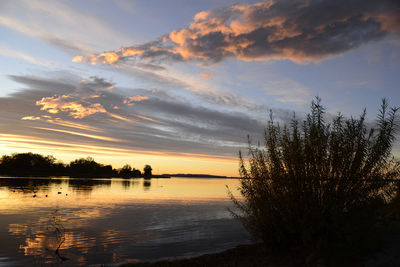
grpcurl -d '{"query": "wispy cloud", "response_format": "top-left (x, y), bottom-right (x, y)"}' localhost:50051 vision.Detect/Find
top-left (0, 0), bottom-right (133, 55)
top-left (1, 73), bottom-right (275, 158)
top-left (123, 95), bottom-right (149, 106)
top-left (74, 0), bottom-right (400, 65)
top-left (5, 72), bottom-right (395, 167)
top-left (0, 133), bottom-right (237, 163)
top-left (44, 118), bottom-right (102, 132)
top-left (0, 43), bottom-right (56, 67)
top-left (32, 127), bottom-right (121, 142)
top-left (21, 116), bottom-right (41, 121)
top-left (263, 79), bottom-right (310, 107)
top-left (200, 72), bottom-right (214, 79)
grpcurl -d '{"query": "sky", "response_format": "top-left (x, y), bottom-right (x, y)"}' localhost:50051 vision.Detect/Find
top-left (0, 0), bottom-right (399, 176)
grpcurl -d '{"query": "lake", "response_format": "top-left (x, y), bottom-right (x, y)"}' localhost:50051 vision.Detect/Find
top-left (0, 177), bottom-right (250, 266)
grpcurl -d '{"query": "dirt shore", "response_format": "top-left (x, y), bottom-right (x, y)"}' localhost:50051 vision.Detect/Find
top-left (119, 244), bottom-right (292, 267)
top-left (120, 221), bottom-right (400, 267)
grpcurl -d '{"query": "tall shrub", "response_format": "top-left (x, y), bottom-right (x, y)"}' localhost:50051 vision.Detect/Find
top-left (231, 98), bottom-right (399, 261)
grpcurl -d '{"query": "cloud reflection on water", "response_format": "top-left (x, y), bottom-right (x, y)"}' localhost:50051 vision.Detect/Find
top-left (0, 177), bottom-right (247, 266)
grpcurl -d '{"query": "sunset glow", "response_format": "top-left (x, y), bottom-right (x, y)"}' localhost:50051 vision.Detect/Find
top-left (1, 2), bottom-right (400, 266)
top-left (0, 0), bottom-right (399, 176)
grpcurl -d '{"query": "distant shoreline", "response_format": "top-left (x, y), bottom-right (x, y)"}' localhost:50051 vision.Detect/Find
top-left (0, 175), bottom-right (240, 179)
top-left (0, 152), bottom-right (239, 179)
top-left (164, 174), bottom-right (240, 179)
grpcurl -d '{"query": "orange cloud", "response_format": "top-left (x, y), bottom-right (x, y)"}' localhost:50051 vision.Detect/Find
top-left (0, 133), bottom-right (237, 163)
top-left (169, 29), bottom-right (196, 46)
top-left (21, 115), bottom-right (102, 132)
top-left (199, 72), bottom-right (214, 79)
top-left (0, 134), bottom-right (129, 156)
top-left (21, 116), bottom-right (41, 121)
top-left (194, 11), bottom-right (210, 21)
top-left (134, 114), bottom-right (164, 124)
top-left (107, 113), bottom-right (134, 122)
top-left (36, 95), bottom-right (107, 119)
top-left (72, 55), bottom-right (84, 62)
top-left (123, 95), bottom-right (149, 106)
top-left (46, 118), bottom-right (102, 132)
top-left (72, 0), bottom-right (400, 65)
top-left (73, 52), bottom-right (120, 65)
top-left (32, 127), bottom-right (121, 142)
top-left (72, 48), bottom-right (144, 65)
top-left (120, 47), bottom-right (145, 56)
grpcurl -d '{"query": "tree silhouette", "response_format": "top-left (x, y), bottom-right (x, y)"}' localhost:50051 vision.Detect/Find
top-left (0, 152), bottom-right (60, 177)
top-left (143, 164), bottom-right (152, 179)
top-left (119, 164), bottom-right (133, 178)
top-left (68, 157), bottom-right (114, 178)
top-left (132, 168), bottom-right (141, 178)
top-left (0, 153), bottom-right (151, 179)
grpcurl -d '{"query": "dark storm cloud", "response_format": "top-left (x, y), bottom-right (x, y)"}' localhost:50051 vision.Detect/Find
top-left (75, 0), bottom-right (400, 65)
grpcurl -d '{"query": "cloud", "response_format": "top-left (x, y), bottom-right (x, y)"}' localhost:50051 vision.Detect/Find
top-left (0, 0), bottom-right (133, 55)
top-left (36, 94), bottom-right (107, 119)
top-left (123, 95), bottom-right (149, 106)
top-left (0, 43), bottom-right (56, 67)
top-left (263, 79), bottom-right (310, 107)
top-left (32, 127), bottom-right (121, 142)
top-left (0, 73), bottom-right (277, 158)
top-left (105, 59), bottom-right (267, 113)
top-left (200, 72), bottom-right (215, 79)
top-left (74, 0), bottom-right (400, 66)
top-left (31, 76), bottom-right (121, 119)
top-left (21, 116), bottom-right (41, 121)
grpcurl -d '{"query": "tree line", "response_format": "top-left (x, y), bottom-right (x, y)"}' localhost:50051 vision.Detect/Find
top-left (0, 152), bottom-right (152, 179)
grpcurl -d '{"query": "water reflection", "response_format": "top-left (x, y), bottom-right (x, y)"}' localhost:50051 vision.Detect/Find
top-left (143, 180), bottom-right (151, 190)
top-left (0, 177), bottom-right (248, 266)
top-left (121, 179), bottom-right (131, 189)
top-left (0, 178), bottom-right (62, 195)
top-left (15, 210), bottom-right (70, 265)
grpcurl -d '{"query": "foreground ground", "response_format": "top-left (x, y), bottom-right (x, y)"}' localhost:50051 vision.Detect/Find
top-left (120, 221), bottom-right (400, 267)
top-left (119, 244), bottom-right (283, 267)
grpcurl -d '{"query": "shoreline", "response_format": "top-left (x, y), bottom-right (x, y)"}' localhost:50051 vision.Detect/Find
top-left (118, 244), bottom-right (281, 267)
top-left (119, 221), bottom-right (400, 267)
top-left (0, 175), bottom-right (240, 179)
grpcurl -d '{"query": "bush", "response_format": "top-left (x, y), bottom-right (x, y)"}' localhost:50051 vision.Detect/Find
top-left (231, 98), bottom-right (399, 263)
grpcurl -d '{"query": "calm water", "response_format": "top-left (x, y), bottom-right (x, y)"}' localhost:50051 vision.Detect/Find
top-left (0, 177), bottom-right (250, 266)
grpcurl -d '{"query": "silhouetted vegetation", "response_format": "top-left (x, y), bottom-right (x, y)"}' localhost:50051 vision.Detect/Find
top-left (0, 153), bottom-right (63, 177)
top-left (0, 153), bottom-right (149, 179)
top-left (231, 98), bottom-right (400, 264)
top-left (68, 157), bottom-right (114, 178)
top-left (166, 174), bottom-right (228, 178)
top-left (117, 164), bottom-right (142, 178)
top-left (143, 164), bottom-right (152, 179)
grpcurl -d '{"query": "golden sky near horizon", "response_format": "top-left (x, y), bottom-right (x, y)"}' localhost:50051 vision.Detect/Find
top-left (1, 0), bottom-right (399, 176)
